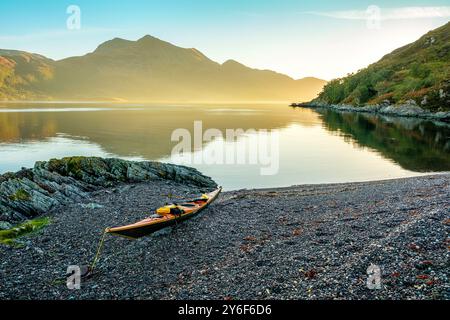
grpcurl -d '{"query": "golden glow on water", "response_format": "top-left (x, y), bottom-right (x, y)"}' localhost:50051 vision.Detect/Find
top-left (0, 103), bottom-right (448, 190)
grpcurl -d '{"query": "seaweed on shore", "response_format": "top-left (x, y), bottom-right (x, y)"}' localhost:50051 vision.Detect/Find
top-left (0, 217), bottom-right (50, 247)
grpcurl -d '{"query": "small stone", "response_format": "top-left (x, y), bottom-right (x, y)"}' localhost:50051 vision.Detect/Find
top-left (80, 203), bottom-right (104, 209)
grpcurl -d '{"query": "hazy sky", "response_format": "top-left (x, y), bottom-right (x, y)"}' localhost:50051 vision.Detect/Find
top-left (0, 0), bottom-right (449, 80)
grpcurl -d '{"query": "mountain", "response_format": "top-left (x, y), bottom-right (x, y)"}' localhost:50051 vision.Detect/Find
top-left (314, 22), bottom-right (450, 112)
top-left (0, 35), bottom-right (325, 102)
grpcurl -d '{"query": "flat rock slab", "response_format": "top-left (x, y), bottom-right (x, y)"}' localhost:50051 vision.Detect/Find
top-left (0, 157), bottom-right (216, 224)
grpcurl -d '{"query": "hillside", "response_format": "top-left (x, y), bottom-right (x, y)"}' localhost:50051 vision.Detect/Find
top-left (314, 22), bottom-right (450, 112)
top-left (0, 50), bottom-right (54, 100)
top-left (0, 36), bottom-right (325, 102)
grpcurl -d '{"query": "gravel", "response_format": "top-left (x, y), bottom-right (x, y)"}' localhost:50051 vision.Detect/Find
top-left (0, 174), bottom-right (449, 300)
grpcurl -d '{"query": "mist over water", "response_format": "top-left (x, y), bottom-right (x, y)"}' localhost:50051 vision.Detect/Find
top-left (0, 103), bottom-right (448, 190)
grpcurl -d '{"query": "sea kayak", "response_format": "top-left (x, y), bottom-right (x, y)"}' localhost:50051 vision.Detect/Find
top-left (106, 187), bottom-right (222, 239)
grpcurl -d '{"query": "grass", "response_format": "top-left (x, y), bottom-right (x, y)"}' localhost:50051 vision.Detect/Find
top-left (48, 156), bottom-right (88, 179)
top-left (0, 217), bottom-right (50, 247)
top-left (8, 188), bottom-right (31, 201)
top-left (65, 156), bottom-right (85, 178)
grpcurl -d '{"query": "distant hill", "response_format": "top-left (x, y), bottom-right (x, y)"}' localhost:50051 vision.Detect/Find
top-left (314, 22), bottom-right (450, 111)
top-left (0, 35), bottom-right (325, 102)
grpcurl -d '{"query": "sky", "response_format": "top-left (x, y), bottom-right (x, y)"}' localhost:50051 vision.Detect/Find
top-left (0, 0), bottom-right (449, 80)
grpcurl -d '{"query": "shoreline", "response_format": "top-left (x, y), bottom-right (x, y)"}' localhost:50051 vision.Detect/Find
top-left (294, 101), bottom-right (450, 123)
top-left (0, 100), bottom-right (293, 106)
top-left (0, 165), bottom-right (448, 299)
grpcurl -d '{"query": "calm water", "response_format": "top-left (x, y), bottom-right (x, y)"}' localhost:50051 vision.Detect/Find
top-left (0, 103), bottom-right (449, 190)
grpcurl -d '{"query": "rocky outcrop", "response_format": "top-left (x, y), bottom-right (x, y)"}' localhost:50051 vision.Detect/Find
top-left (0, 157), bottom-right (217, 224)
top-left (303, 100), bottom-right (450, 122)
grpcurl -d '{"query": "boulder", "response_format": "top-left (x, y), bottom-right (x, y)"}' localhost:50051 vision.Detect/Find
top-left (379, 104), bottom-right (427, 117)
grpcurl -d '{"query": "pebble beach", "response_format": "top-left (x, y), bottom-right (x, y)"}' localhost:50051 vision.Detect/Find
top-left (1, 172), bottom-right (448, 300)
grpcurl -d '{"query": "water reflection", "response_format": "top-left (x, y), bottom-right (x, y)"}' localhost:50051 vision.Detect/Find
top-left (315, 109), bottom-right (450, 171)
top-left (0, 104), bottom-right (318, 159)
top-left (0, 103), bottom-right (448, 189)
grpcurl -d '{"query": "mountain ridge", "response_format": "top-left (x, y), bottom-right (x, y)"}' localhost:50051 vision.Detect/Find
top-left (0, 35), bottom-right (326, 102)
